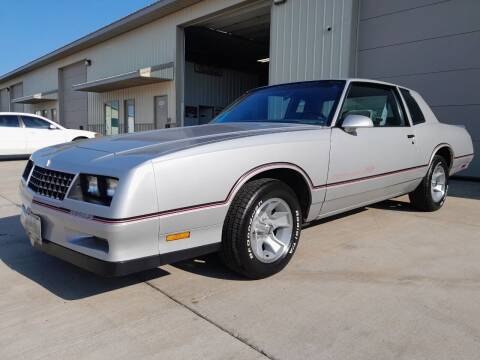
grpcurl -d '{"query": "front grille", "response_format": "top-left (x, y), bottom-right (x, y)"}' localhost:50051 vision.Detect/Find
top-left (22, 160), bottom-right (34, 181)
top-left (28, 166), bottom-right (75, 200)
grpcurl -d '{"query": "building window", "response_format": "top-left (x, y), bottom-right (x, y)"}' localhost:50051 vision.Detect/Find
top-left (105, 100), bottom-right (119, 135)
top-left (124, 99), bottom-right (135, 133)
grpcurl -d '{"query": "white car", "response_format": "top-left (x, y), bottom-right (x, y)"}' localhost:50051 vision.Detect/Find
top-left (0, 112), bottom-right (98, 157)
top-left (19, 79), bottom-right (474, 279)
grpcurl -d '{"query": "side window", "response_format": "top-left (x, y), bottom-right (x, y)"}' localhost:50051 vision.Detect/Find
top-left (22, 116), bottom-right (51, 129)
top-left (340, 84), bottom-right (406, 127)
top-left (400, 89), bottom-right (426, 125)
top-left (268, 96), bottom-right (291, 120)
top-left (0, 115), bottom-right (20, 128)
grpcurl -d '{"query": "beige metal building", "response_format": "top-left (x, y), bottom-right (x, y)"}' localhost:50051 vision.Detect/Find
top-left (0, 0), bottom-right (478, 177)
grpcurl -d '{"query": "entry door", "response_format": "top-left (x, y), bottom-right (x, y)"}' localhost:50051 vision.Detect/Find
top-left (0, 115), bottom-right (26, 155)
top-left (59, 62), bottom-right (87, 129)
top-left (321, 83), bottom-right (421, 216)
top-left (154, 95), bottom-right (168, 129)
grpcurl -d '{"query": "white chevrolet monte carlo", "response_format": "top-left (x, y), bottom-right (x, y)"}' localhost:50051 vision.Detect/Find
top-left (19, 79), bottom-right (474, 278)
top-left (0, 112), bottom-right (97, 157)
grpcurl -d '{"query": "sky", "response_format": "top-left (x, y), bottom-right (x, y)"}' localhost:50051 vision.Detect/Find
top-left (0, 0), bottom-right (158, 75)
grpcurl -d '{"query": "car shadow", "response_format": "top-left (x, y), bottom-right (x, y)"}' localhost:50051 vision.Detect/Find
top-left (448, 179), bottom-right (480, 200)
top-left (0, 156), bottom-right (30, 161)
top-left (368, 198), bottom-right (417, 212)
top-left (172, 208), bottom-right (369, 280)
top-left (171, 254), bottom-right (249, 281)
top-left (303, 208), bottom-right (367, 229)
top-left (0, 214), bottom-right (169, 300)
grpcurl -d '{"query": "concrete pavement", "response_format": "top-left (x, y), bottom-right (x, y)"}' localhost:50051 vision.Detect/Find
top-left (1, 160), bottom-right (479, 359)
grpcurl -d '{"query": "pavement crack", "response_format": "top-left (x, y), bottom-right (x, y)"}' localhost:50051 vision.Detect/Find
top-left (142, 280), bottom-right (276, 360)
top-left (0, 194), bottom-right (21, 208)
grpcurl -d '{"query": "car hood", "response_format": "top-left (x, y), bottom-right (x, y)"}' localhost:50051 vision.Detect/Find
top-left (74, 122), bottom-right (319, 157)
top-left (31, 122), bottom-right (323, 173)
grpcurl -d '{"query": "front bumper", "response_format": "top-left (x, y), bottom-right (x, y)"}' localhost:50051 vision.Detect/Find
top-left (31, 238), bottom-right (219, 277)
top-left (19, 178), bottom-right (160, 267)
top-left (32, 239), bottom-right (162, 276)
top-left (19, 180), bottom-right (220, 276)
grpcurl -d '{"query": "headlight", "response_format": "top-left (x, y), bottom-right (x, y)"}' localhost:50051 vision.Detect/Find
top-left (86, 175), bottom-right (100, 197)
top-left (68, 174), bottom-right (118, 206)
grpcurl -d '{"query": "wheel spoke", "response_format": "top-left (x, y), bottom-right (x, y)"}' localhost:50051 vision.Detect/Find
top-left (254, 235), bottom-right (267, 258)
top-left (262, 235), bottom-right (284, 254)
top-left (264, 200), bottom-right (279, 216)
top-left (267, 211), bottom-right (291, 229)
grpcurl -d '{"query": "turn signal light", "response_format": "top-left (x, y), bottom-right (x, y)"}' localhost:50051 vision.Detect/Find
top-left (166, 231), bottom-right (190, 241)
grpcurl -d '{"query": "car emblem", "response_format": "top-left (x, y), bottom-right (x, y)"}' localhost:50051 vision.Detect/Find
top-left (46, 160), bottom-right (51, 167)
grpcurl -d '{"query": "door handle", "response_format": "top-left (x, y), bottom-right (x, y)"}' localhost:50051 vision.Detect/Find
top-left (407, 134), bottom-right (415, 139)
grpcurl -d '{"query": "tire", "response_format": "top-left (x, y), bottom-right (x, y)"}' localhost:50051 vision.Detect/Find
top-left (220, 178), bottom-right (302, 279)
top-left (72, 137), bottom-right (87, 141)
top-left (409, 155), bottom-right (449, 211)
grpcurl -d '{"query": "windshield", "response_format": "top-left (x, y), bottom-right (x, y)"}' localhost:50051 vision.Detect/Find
top-left (213, 80), bottom-right (345, 126)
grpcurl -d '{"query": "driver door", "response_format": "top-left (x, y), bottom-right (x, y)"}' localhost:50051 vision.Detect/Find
top-left (321, 82), bottom-right (423, 216)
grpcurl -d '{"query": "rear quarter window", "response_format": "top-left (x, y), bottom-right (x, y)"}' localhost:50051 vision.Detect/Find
top-left (400, 89), bottom-right (426, 125)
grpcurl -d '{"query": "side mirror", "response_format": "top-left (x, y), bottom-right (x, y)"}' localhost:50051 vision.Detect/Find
top-left (341, 114), bottom-right (373, 134)
top-left (49, 124), bottom-right (57, 130)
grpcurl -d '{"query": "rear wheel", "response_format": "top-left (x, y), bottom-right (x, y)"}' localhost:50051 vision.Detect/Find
top-left (409, 155), bottom-right (449, 211)
top-left (220, 178), bottom-right (302, 279)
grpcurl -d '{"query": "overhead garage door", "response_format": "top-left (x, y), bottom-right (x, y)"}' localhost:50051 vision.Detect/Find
top-left (357, 0), bottom-right (480, 178)
top-left (0, 88), bottom-right (9, 111)
top-left (59, 62), bottom-right (87, 129)
top-left (10, 83), bottom-right (24, 113)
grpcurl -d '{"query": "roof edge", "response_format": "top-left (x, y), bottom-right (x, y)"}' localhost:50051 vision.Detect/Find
top-left (0, 0), bottom-right (201, 84)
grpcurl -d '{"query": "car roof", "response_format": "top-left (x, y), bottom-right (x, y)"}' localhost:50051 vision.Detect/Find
top-left (0, 112), bottom-right (65, 127)
top-left (0, 111), bottom-right (47, 117)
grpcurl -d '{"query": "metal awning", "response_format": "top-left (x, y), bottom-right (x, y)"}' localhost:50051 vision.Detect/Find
top-left (73, 62), bottom-right (174, 92)
top-left (12, 90), bottom-right (58, 104)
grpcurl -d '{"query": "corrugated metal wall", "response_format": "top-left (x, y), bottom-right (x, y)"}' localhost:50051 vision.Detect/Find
top-left (87, 81), bottom-right (173, 132)
top-left (31, 101), bottom-right (57, 115)
top-left (184, 61), bottom-right (261, 121)
top-left (10, 83), bottom-right (24, 112)
top-left (357, 0), bottom-right (480, 177)
top-left (269, 0), bottom-right (357, 84)
top-left (0, 88), bottom-right (9, 111)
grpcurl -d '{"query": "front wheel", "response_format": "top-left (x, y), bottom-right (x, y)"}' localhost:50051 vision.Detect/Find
top-left (409, 155), bottom-right (449, 211)
top-left (220, 178), bottom-right (302, 279)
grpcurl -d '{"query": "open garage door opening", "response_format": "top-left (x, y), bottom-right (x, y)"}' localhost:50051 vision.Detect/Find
top-left (183, 1), bottom-right (271, 126)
